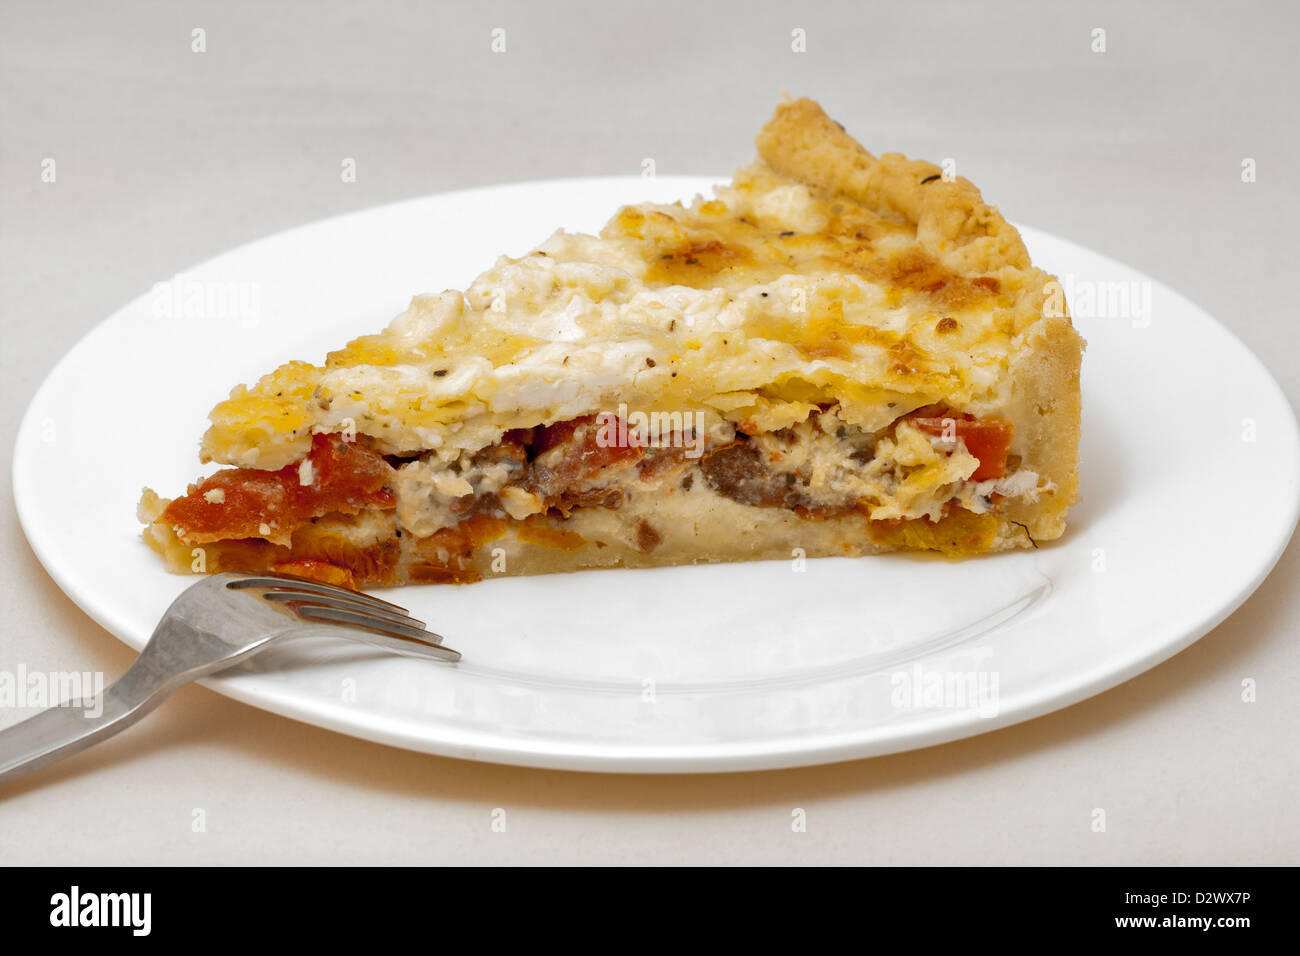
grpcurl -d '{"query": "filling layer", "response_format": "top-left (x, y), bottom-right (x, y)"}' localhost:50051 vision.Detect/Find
top-left (159, 403), bottom-right (1049, 578)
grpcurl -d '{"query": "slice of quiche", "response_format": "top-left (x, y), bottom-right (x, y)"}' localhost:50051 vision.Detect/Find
top-left (140, 96), bottom-right (1084, 589)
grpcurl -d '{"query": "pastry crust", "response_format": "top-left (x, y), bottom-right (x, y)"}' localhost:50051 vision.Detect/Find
top-left (756, 97), bottom-right (1032, 273)
top-left (142, 96), bottom-right (1084, 588)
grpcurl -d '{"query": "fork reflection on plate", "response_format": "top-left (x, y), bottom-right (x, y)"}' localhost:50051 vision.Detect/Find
top-left (0, 572), bottom-right (458, 786)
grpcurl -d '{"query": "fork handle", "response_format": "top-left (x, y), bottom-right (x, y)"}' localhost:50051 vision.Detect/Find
top-left (0, 653), bottom-right (182, 786)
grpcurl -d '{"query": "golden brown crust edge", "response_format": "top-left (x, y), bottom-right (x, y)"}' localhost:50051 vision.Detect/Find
top-left (755, 96), bottom-right (1032, 274)
top-left (1002, 315), bottom-right (1084, 541)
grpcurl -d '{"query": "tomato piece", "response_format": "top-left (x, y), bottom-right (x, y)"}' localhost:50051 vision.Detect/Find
top-left (527, 415), bottom-right (644, 506)
top-left (165, 469), bottom-right (294, 542)
top-left (565, 425), bottom-right (642, 477)
top-left (301, 431), bottom-right (395, 508)
top-left (911, 414), bottom-right (1014, 481)
top-left (164, 433), bottom-right (395, 542)
top-left (272, 559), bottom-right (357, 591)
top-left (535, 414), bottom-right (640, 454)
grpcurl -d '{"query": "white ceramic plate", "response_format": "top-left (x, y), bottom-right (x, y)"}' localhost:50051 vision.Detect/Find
top-left (13, 177), bottom-right (1300, 772)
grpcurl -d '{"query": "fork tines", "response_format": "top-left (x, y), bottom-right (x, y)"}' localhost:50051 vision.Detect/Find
top-left (227, 573), bottom-right (460, 663)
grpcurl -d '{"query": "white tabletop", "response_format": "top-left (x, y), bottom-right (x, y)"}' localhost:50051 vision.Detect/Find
top-left (2, 1), bottom-right (1296, 865)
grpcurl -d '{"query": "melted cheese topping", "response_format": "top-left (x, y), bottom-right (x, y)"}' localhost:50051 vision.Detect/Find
top-left (202, 161), bottom-right (1057, 471)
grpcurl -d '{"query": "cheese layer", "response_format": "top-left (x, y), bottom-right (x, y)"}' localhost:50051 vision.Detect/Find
top-left (201, 161), bottom-right (1060, 472)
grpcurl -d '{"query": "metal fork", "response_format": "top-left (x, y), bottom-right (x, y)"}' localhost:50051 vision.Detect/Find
top-left (0, 572), bottom-right (458, 786)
